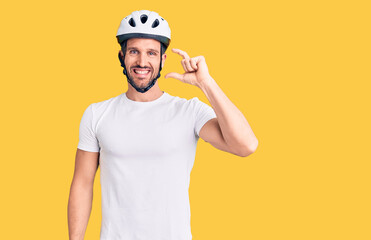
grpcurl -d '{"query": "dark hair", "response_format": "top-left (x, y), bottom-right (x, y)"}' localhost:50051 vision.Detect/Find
top-left (120, 40), bottom-right (167, 57)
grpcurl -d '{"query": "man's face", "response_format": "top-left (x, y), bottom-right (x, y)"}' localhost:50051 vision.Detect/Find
top-left (122, 38), bottom-right (166, 90)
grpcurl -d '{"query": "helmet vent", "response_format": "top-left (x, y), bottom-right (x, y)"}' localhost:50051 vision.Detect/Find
top-left (140, 15), bottom-right (148, 24)
top-left (128, 18), bottom-right (136, 27)
top-left (151, 19), bottom-right (160, 28)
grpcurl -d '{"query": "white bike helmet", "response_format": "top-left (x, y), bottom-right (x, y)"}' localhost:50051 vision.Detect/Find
top-left (116, 10), bottom-right (171, 49)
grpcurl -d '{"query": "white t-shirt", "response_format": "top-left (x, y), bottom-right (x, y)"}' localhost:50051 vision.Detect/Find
top-left (77, 91), bottom-right (216, 240)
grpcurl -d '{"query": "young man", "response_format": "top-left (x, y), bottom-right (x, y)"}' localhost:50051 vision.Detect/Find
top-left (68, 10), bottom-right (258, 240)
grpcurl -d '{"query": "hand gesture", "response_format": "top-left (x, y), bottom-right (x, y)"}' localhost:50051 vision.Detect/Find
top-left (165, 48), bottom-right (211, 88)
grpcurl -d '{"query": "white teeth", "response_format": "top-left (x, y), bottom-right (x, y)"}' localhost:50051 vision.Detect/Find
top-left (134, 70), bottom-right (150, 74)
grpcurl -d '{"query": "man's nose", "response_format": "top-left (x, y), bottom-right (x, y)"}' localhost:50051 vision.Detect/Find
top-left (137, 53), bottom-right (148, 67)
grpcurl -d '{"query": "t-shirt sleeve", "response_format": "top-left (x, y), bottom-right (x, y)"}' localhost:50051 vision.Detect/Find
top-left (77, 103), bottom-right (100, 152)
top-left (192, 97), bottom-right (217, 138)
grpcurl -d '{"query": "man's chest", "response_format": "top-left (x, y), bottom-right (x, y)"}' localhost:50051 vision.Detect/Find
top-left (96, 110), bottom-right (195, 159)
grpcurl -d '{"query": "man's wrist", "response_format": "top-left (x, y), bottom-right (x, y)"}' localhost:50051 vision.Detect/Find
top-left (198, 76), bottom-right (216, 91)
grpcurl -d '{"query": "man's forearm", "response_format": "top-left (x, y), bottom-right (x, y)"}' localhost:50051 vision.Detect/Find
top-left (198, 77), bottom-right (258, 153)
top-left (68, 181), bottom-right (94, 240)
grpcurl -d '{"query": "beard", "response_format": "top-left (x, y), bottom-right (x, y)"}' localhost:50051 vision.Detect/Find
top-left (125, 65), bottom-right (160, 93)
top-left (118, 51), bottom-right (163, 93)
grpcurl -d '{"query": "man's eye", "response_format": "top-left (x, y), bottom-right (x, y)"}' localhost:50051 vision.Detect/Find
top-left (149, 52), bottom-right (156, 56)
top-left (129, 50), bottom-right (138, 54)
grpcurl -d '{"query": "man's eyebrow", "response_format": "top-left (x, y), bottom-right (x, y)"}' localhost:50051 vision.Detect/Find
top-left (127, 47), bottom-right (159, 53)
top-left (148, 48), bottom-right (160, 53)
top-left (127, 47), bottom-right (138, 51)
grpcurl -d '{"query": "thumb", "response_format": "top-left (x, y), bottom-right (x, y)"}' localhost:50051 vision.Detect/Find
top-left (165, 72), bottom-right (184, 81)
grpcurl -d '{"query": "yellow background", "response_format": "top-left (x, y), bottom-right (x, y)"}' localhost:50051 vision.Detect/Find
top-left (1, 0), bottom-right (370, 239)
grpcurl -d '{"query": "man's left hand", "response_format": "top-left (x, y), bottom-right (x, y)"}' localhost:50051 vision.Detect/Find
top-left (165, 48), bottom-right (211, 88)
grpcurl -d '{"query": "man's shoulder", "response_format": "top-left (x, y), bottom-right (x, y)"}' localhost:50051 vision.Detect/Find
top-left (166, 93), bottom-right (203, 113)
top-left (167, 93), bottom-right (198, 105)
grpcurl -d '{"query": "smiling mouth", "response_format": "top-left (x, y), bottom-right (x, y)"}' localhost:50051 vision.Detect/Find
top-left (132, 69), bottom-right (151, 78)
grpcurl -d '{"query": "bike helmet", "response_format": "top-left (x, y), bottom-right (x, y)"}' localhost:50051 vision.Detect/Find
top-left (116, 10), bottom-right (171, 50)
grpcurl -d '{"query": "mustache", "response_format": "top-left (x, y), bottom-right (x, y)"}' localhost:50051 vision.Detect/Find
top-left (131, 65), bottom-right (151, 70)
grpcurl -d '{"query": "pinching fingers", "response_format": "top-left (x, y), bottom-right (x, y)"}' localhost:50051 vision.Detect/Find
top-left (190, 58), bottom-right (198, 70)
top-left (172, 48), bottom-right (190, 59)
top-left (181, 59), bottom-right (188, 72)
top-left (183, 59), bottom-right (194, 72)
top-left (165, 72), bottom-right (184, 81)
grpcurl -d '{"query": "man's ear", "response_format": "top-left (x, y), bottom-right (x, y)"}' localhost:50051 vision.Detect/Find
top-left (161, 53), bottom-right (167, 68)
top-left (119, 50), bottom-right (124, 59)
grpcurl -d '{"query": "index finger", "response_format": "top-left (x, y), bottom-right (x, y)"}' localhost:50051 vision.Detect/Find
top-left (171, 48), bottom-right (190, 59)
